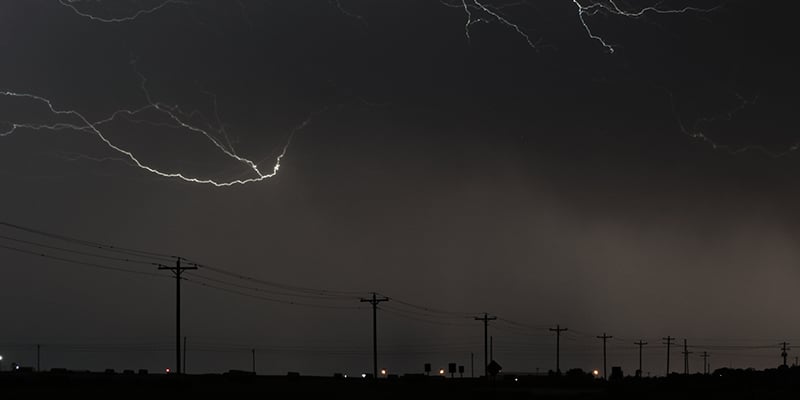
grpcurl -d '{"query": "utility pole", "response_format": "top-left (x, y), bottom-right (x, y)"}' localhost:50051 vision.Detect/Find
top-left (252, 349), bottom-right (256, 374)
top-left (682, 339), bottom-right (692, 375)
top-left (471, 352), bottom-right (474, 378)
top-left (700, 351), bottom-right (710, 374)
top-left (183, 336), bottom-right (187, 374)
top-left (360, 292), bottom-right (389, 379)
top-left (662, 336), bottom-right (675, 377)
top-left (596, 333), bottom-right (612, 380)
top-left (155, 256), bottom-right (197, 375)
top-left (37, 344), bottom-right (40, 372)
top-left (474, 313), bottom-right (497, 378)
top-left (490, 336), bottom-right (493, 362)
top-left (781, 342), bottom-right (790, 367)
top-left (634, 340), bottom-right (647, 377)
top-left (550, 325), bottom-right (568, 375)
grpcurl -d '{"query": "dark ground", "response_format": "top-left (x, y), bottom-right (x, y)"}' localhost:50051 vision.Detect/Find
top-left (3, 368), bottom-right (800, 399)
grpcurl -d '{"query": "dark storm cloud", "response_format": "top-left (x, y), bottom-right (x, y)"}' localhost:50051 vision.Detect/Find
top-left (0, 0), bottom-right (799, 376)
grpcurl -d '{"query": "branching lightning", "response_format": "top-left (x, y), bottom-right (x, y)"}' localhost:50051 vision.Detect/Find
top-left (57, 0), bottom-right (187, 23)
top-left (329, 0), bottom-right (367, 27)
top-left (442, 0), bottom-right (718, 52)
top-left (571, 0), bottom-right (721, 53)
top-left (0, 73), bottom-right (316, 186)
top-left (668, 91), bottom-right (800, 158)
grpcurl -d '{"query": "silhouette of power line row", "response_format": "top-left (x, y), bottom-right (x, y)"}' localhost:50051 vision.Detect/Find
top-left (3, 222), bottom-right (798, 375)
top-left (0, 224), bottom-right (369, 302)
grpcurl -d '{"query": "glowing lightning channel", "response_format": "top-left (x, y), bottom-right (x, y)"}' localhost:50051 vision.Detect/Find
top-left (572, 0), bottom-right (721, 53)
top-left (329, 0), bottom-right (368, 27)
top-left (667, 91), bottom-right (800, 158)
top-left (0, 88), bottom-right (312, 187)
top-left (439, 0), bottom-right (538, 48)
top-left (57, 0), bottom-right (187, 23)
top-left (444, 0), bottom-right (718, 52)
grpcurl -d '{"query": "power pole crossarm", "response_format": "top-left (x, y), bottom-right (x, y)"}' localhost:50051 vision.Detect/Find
top-left (155, 257), bottom-right (197, 375)
top-left (360, 292), bottom-right (389, 379)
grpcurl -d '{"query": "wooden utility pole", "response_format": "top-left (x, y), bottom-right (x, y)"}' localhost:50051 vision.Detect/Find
top-left (360, 293), bottom-right (389, 378)
top-left (475, 313), bottom-right (497, 377)
top-left (155, 257), bottom-right (197, 375)
top-left (596, 333), bottom-right (613, 380)
top-left (550, 325), bottom-right (568, 375)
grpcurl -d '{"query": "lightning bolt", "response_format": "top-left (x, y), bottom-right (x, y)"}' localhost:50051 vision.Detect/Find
top-left (444, 0), bottom-right (718, 52)
top-left (329, 0), bottom-right (368, 27)
top-left (572, 0), bottom-right (721, 53)
top-left (57, 0), bottom-right (187, 23)
top-left (440, 0), bottom-right (539, 48)
top-left (668, 91), bottom-right (800, 158)
top-left (0, 71), bottom-right (317, 186)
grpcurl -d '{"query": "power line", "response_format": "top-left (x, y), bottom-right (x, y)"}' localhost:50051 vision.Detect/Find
top-left (193, 262), bottom-right (367, 298)
top-left (182, 277), bottom-right (366, 310)
top-left (0, 221), bottom-right (174, 261)
top-left (185, 271), bottom-right (357, 301)
top-left (0, 243), bottom-right (167, 278)
top-left (0, 234), bottom-right (156, 266)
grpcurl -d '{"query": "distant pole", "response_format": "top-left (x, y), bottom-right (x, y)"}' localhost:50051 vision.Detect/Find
top-left (596, 333), bottom-right (613, 380)
top-left (700, 352), bottom-right (710, 374)
top-left (634, 340), bottom-right (647, 377)
top-left (155, 256), bottom-right (197, 375)
top-left (490, 336), bottom-right (493, 362)
top-left (662, 336), bottom-right (675, 376)
top-left (474, 313), bottom-right (497, 378)
top-left (781, 342), bottom-right (790, 367)
top-left (252, 349), bottom-right (256, 374)
top-left (681, 339), bottom-right (692, 375)
top-left (549, 325), bottom-right (568, 375)
top-left (360, 292), bottom-right (389, 378)
top-left (471, 352), bottom-right (474, 378)
top-left (37, 344), bottom-right (40, 372)
top-left (183, 336), bottom-right (187, 374)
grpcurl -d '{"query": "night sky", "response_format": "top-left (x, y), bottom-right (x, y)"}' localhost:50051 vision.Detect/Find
top-left (1, 0), bottom-right (800, 377)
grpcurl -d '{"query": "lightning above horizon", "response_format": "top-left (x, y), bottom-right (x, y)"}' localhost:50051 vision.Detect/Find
top-left (439, 0), bottom-right (719, 52)
top-left (0, 73), bottom-right (315, 187)
top-left (57, 0), bottom-right (188, 23)
top-left (668, 91), bottom-right (800, 158)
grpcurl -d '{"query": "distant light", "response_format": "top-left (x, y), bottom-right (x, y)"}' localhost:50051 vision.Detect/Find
top-left (592, 369), bottom-right (599, 376)
top-left (514, 377), bottom-right (519, 382)
top-left (439, 369), bottom-right (445, 375)
top-left (15, 365), bottom-right (20, 370)
top-left (166, 368), bottom-right (171, 374)
top-left (361, 373), bottom-right (367, 378)
top-left (380, 369), bottom-right (387, 376)
top-left (344, 374), bottom-right (348, 378)
top-left (0, 355), bottom-right (3, 361)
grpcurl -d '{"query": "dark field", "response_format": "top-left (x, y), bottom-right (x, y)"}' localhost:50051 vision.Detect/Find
top-left (3, 368), bottom-right (800, 399)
